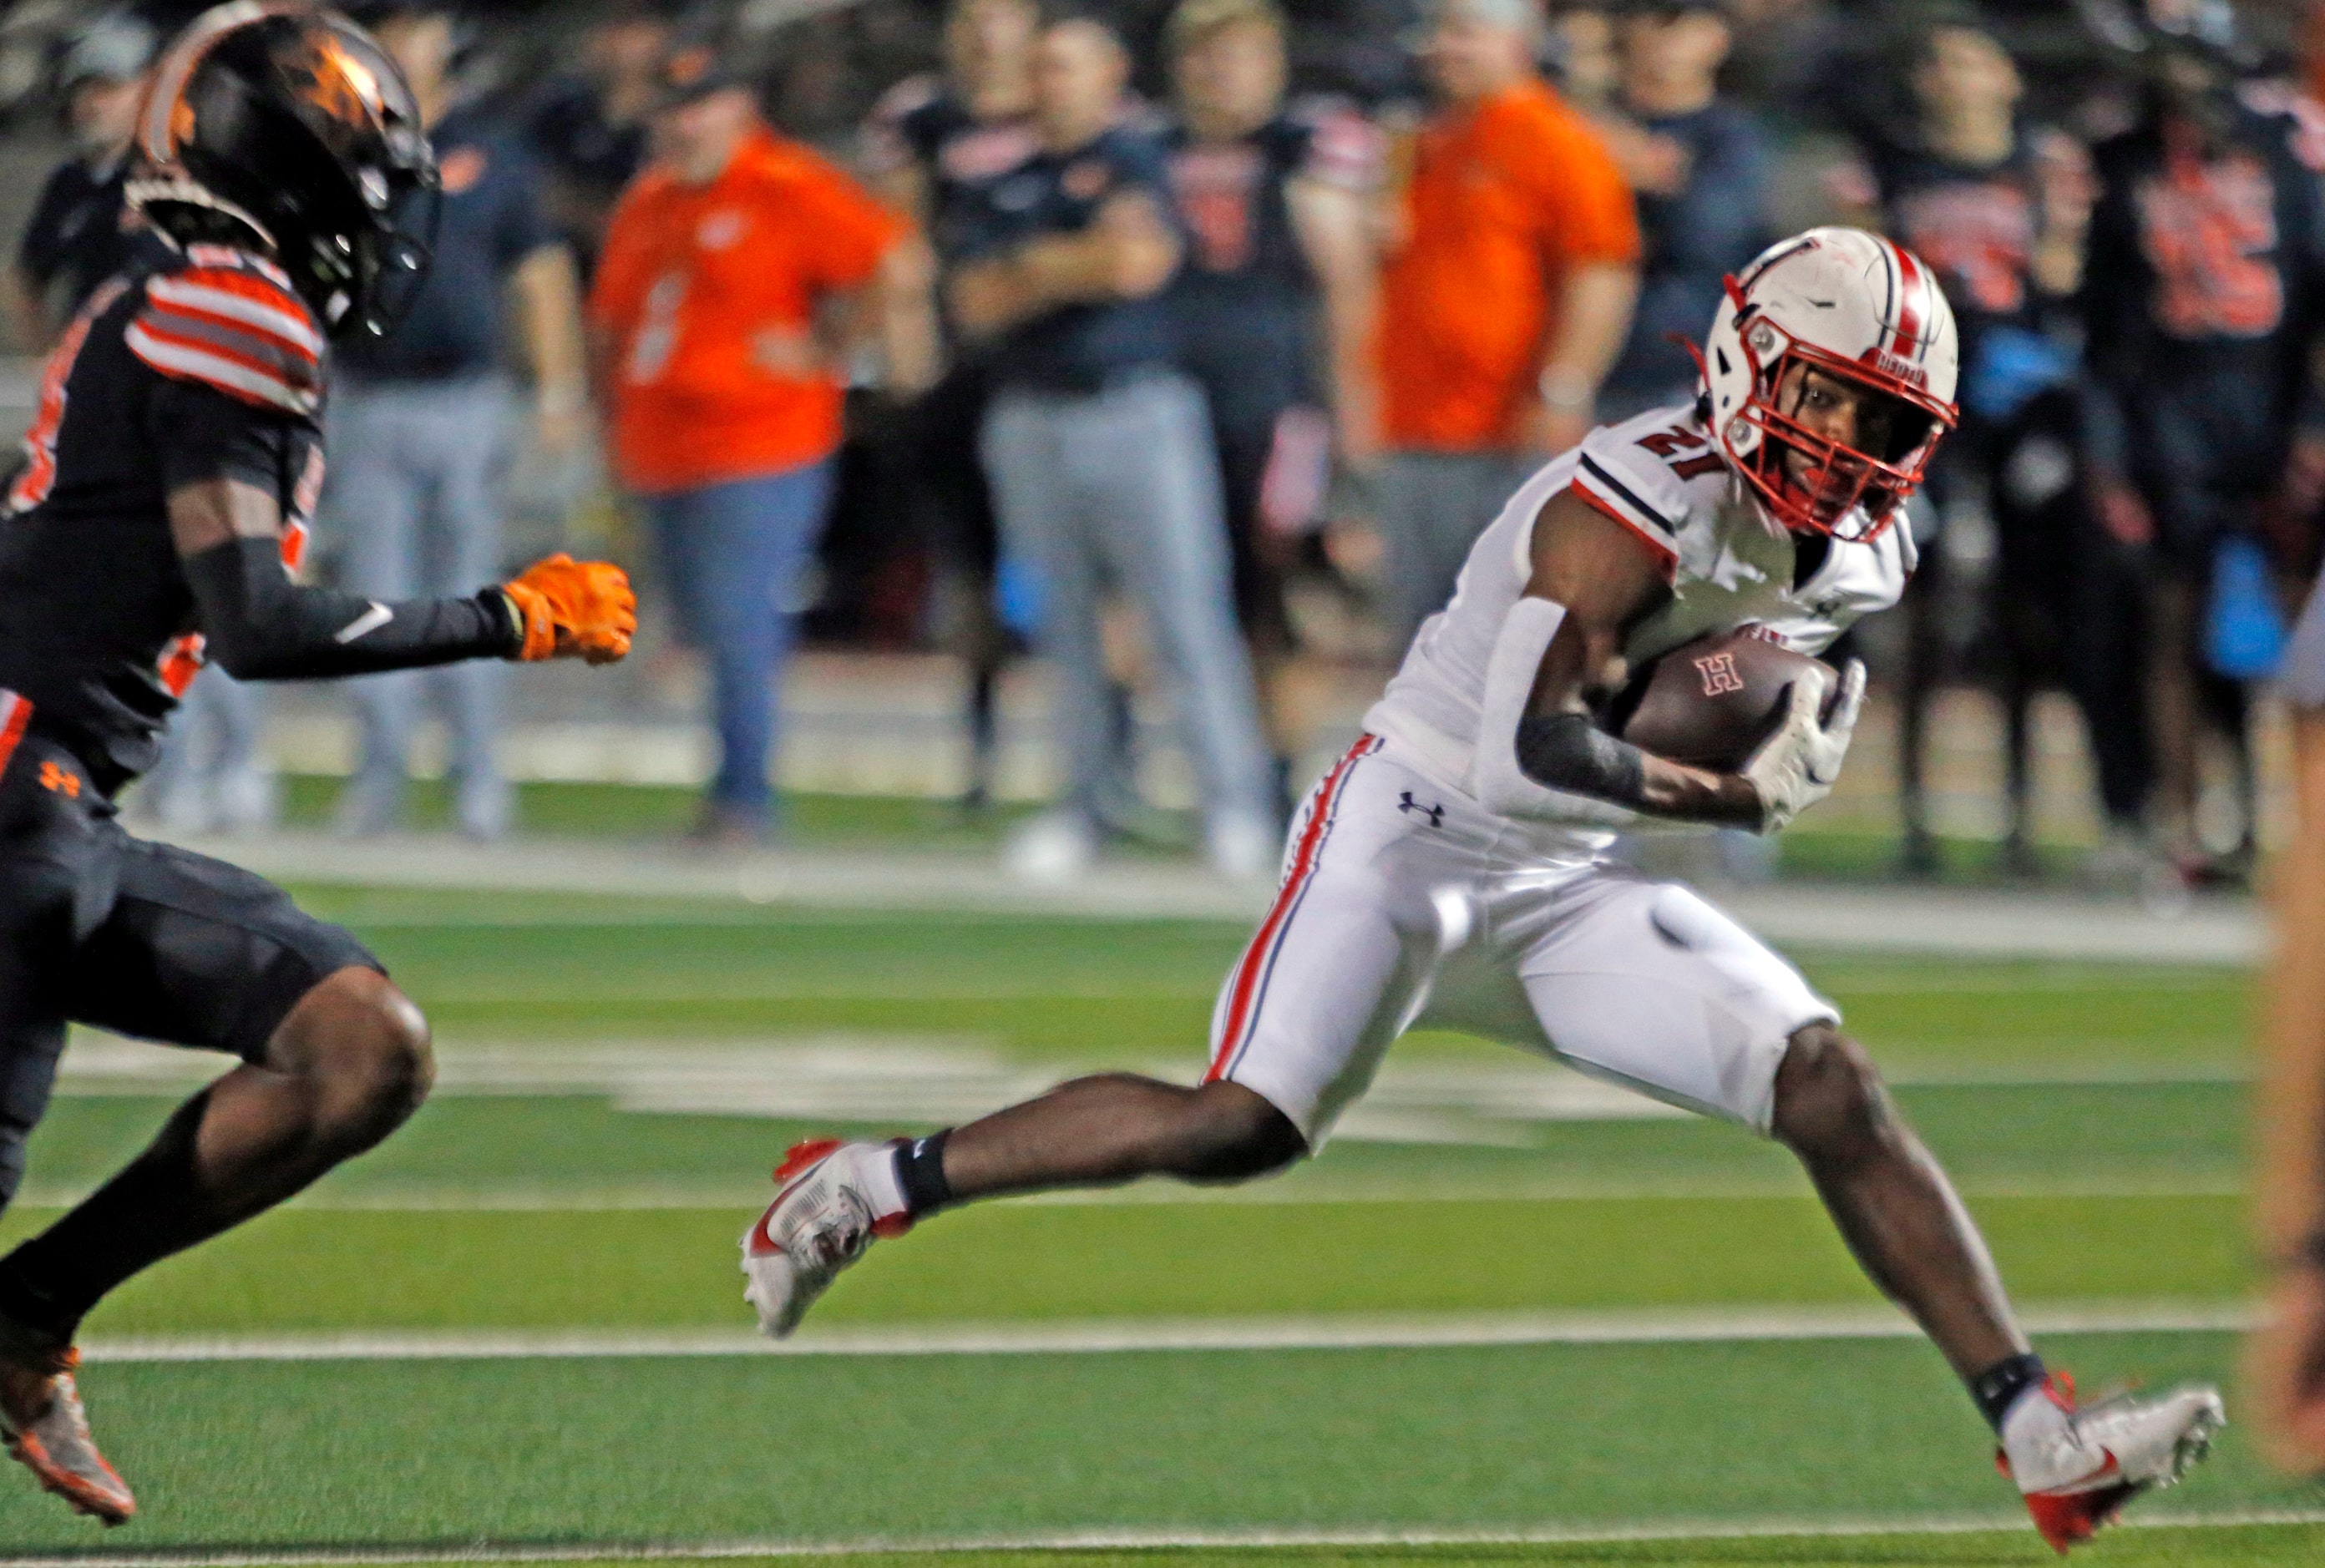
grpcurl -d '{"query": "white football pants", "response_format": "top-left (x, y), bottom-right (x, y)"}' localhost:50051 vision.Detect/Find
top-left (1203, 734), bottom-right (1837, 1144)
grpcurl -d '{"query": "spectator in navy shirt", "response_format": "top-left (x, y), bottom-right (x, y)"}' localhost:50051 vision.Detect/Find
top-left (953, 14), bottom-right (1276, 883)
top-left (327, 2), bottom-right (591, 840)
top-left (2080, 27), bottom-right (2325, 886)
top-left (525, 0), bottom-right (675, 281)
top-left (1594, 0), bottom-right (1769, 420)
top-left (6, 11), bottom-right (157, 351)
top-left (1849, 14), bottom-right (2095, 881)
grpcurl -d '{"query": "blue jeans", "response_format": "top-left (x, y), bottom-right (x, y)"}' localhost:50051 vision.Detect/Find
top-left (646, 463), bottom-right (834, 821)
top-left (323, 375), bottom-right (514, 829)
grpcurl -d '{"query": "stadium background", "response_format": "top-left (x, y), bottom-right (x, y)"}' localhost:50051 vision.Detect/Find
top-left (0, 0), bottom-right (2318, 1563)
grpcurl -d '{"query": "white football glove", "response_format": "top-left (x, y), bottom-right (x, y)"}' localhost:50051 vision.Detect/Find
top-left (1740, 658), bottom-right (1864, 835)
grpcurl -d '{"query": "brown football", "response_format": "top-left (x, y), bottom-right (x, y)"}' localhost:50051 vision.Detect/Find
top-left (1605, 629), bottom-right (1836, 773)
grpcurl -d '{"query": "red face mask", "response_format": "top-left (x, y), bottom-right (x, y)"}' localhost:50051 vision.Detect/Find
top-left (1716, 325), bottom-right (1953, 543)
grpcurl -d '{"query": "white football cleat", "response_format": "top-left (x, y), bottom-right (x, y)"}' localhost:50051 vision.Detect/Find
top-left (740, 1139), bottom-right (911, 1338)
top-left (0, 1345), bottom-right (134, 1525)
top-left (1998, 1374), bottom-right (2224, 1554)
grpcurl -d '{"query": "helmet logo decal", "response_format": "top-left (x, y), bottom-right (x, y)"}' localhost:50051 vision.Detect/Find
top-left (291, 36), bottom-right (388, 125)
top-left (1869, 349), bottom-right (1927, 387)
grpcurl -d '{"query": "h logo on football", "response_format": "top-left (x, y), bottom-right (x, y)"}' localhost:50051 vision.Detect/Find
top-left (1694, 650), bottom-right (1745, 697)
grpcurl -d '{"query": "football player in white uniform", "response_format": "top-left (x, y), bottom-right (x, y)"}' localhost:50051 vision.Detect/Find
top-left (738, 230), bottom-right (2221, 1551)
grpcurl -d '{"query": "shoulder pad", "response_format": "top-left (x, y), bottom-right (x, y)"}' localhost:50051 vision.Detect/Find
top-left (124, 260), bottom-right (324, 417)
top-left (1570, 411), bottom-right (1722, 566)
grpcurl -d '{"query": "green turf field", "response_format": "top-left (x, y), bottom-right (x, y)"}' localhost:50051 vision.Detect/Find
top-left (0, 888), bottom-right (2315, 1563)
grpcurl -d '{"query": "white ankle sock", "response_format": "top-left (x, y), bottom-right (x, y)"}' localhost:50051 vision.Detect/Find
top-left (851, 1142), bottom-right (909, 1220)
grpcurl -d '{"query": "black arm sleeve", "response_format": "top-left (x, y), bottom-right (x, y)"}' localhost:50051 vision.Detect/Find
top-left (1514, 712), bottom-right (1651, 808)
top-left (184, 536), bottom-right (521, 680)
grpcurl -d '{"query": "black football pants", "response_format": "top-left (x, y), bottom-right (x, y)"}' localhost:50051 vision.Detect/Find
top-left (0, 729), bottom-right (377, 1210)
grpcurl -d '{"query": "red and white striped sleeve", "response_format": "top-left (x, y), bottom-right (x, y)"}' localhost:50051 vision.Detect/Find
top-left (125, 264), bottom-right (325, 418)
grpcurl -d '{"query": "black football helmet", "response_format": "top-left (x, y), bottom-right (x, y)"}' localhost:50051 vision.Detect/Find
top-left (125, 3), bottom-right (439, 339)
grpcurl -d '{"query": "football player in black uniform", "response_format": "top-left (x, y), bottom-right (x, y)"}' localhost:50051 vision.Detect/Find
top-left (1159, 0), bottom-right (1377, 800)
top-left (1853, 14), bottom-right (2095, 878)
top-left (0, 5), bottom-right (636, 1525)
top-left (861, 0), bottom-right (1041, 809)
top-left (2084, 22), bottom-right (2325, 885)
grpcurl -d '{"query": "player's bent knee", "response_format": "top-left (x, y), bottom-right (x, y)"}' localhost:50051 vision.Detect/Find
top-left (1178, 1080), bottom-right (1307, 1183)
top-left (1770, 1023), bottom-right (1891, 1158)
top-left (272, 966), bottom-right (435, 1128)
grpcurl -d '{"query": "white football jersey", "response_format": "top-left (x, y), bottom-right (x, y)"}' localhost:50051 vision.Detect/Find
top-left (1363, 403), bottom-right (1915, 817)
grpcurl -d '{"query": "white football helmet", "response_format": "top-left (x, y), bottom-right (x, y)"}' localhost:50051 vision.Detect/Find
top-left (1699, 227), bottom-right (1959, 543)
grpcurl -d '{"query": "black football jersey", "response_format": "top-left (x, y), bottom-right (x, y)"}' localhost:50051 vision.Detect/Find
top-left (0, 243), bottom-right (326, 792)
top-left (1865, 132), bottom-right (2054, 347)
top-left (2083, 107), bottom-right (2325, 394)
top-left (1162, 101), bottom-right (1378, 419)
top-left (862, 77), bottom-right (1040, 271)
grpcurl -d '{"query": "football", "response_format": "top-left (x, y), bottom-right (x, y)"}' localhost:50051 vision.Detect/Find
top-left (1604, 629), bottom-right (1837, 773)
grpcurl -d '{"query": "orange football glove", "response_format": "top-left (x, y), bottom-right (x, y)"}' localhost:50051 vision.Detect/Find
top-left (501, 554), bottom-right (636, 665)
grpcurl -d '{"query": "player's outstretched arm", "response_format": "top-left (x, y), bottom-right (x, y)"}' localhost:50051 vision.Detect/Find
top-left (168, 478), bottom-right (635, 680)
top-left (1477, 488), bottom-right (1765, 827)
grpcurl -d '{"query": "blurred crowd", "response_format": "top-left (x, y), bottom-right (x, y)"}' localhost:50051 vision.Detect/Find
top-left (18, 0), bottom-right (2325, 890)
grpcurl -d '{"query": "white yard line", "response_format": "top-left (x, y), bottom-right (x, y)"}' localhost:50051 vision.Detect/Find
top-left (75, 1301), bottom-right (2257, 1364)
top-left (169, 829), bottom-right (2267, 964)
top-left (5, 1508), bottom-right (2322, 1565)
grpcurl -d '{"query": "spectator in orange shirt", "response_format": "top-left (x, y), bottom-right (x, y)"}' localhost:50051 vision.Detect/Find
top-left (590, 34), bottom-right (937, 842)
top-left (1375, 0), bottom-right (1640, 640)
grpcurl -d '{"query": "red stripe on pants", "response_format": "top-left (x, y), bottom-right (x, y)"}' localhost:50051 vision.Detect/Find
top-left (1204, 734), bottom-right (1375, 1082)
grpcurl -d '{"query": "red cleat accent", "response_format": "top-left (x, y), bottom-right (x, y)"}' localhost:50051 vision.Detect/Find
top-left (742, 1138), bottom-right (911, 1337)
top-left (1998, 1370), bottom-right (2221, 1555)
top-left (2021, 1466), bottom-right (2137, 1555)
top-left (772, 1138), bottom-right (843, 1186)
top-left (0, 1350), bottom-right (135, 1525)
top-left (8, 1428), bottom-right (137, 1526)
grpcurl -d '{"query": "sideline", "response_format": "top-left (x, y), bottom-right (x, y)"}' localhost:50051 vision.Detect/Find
top-left (170, 829), bottom-right (2262, 964)
top-left (77, 1301), bottom-right (2257, 1363)
top-left (9, 1175), bottom-right (2252, 1210)
top-left (4, 1507), bottom-right (2323, 1566)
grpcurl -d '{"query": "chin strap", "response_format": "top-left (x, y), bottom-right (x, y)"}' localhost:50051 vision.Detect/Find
top-left (1469, 596), bottom-right (1640, 829)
